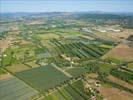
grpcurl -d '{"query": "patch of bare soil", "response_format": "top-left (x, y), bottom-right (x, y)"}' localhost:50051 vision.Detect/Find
top-left (107, 29), bottom-right (133, 41)
top-left (107, 75), bottom-right (133, 90)
top-left (0, 73), bottom-right (12, 80)
top-left (99, 86), bottom-right (133, 100)
top-left (0, 38), bottom-right (10, 52)
top-left (103, 43), bottom-right (133, 61)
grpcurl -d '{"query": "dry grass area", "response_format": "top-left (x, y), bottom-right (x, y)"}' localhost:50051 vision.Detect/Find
top-left (26, 20), bottom-right (46, 25)
top-left (6, 64), bottom-right (30, 73)
top-left (37, 33), bottom-right (59, 40)
top-left (0, 38), bottom-right (10, 52)
top-left (20, 40), bottom-right (32, 45)
top-left (102, 43), bottom-right (133, 62)
top-left (107, 75), bottom-right (133, 90)
top-left (107, 29), bottom-right (133, 41)
top-left (25, 61), bottom-right (40, 68)
top-left (128, 62), bottom-right (133, 69)
top-left (79, 35), bottom-right (95, 40)
top-left (84, 73), bottom-right (98, 79)
top-left (99, 87), bottom-right (133, 100)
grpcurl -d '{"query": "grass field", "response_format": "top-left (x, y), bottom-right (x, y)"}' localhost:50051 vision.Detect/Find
top-left (66, 67), bottom-right (90, 77)
top-left (99, 63), bottom-right (114, 74)
top-left (128, 62), bottom-right (133, 69)
top-left (15, 64), bottom-right (70, 92)
top-left (99, 44), bottom-right (113, 49)
top-left (0, 68), bottom-right (7, 75)
top-left (35, 33), bottom-right (59, 40)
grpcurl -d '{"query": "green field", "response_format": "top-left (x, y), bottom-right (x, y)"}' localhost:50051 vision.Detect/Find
top-left (50, 40), bottom-right (111, 59)
top-left (35, 33), bottom-right (59, 40)
top-left (15, 64), bottom-right (70, 92)
top-left (98, 63), bottom-right (114, 74)
top-left (0, 76), bottom-right (38, 100)
top-left (66, 67), bottom-right (89, 77)
top-left (0, 68), bottom-right (7, 75)
top-left (128, 62), bottom-right (133, 69)
top-left (45, 80), bottom-right (88, 100)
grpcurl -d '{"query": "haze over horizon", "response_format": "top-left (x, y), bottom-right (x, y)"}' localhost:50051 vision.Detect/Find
top-left (0, 0), bottom-right (133, 13)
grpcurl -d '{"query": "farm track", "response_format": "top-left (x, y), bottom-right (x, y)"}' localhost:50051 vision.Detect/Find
top-left (51, 63), bottom-right (72, 78)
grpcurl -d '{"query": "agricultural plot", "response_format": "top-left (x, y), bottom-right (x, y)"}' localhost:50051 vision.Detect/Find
top-left (0, 76), bottom-right (38, 100)
top-left (2, 48), bottom-right (13, 66)
top-left (127, 62), bottom-right (133, 69)
top-left (110, 68), bottom-right (133, 84)
top-left (66, 67), bottom-right (90, 77)
top-left (45, 90), bottom-right (66, 100)
top-left (107, 75), bottom-right (133, 90)
top-left (99, 85), bottom-right (133, 100)
top-left (5, 64), bottom-right (31, 73)
top-left (70, 80), bottom-right (90, 99)
top-left (51, 39), bottom-right (111, 59)
top-left (45, 79), bottom-right (88, 100)
top-left (63, 83), bottom-right (86, 100)
top-left (2, 44), bottom-right (37, 67)
top-left (98, 63), bottom-right (114, 74)
top-left (1, 12), bottom-right (133, 100)
top-left (25, 61), bottom-right (40, 68)
top-left (35, 33), bottom-right (59, 40)
top-left (15, 64), bottom-right (70, 92)
top-left (0, 68), bottom-right (7, 75)
top-left (102, 43), bottom-right (133, 62)
top-left (13, 44), bottom-right (37, 62)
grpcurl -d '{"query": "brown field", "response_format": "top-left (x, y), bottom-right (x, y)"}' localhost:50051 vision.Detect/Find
top-left (0, 73), bottom-right (12, 80)
top-left (84, 73), bottom-right (98, 79)
top-left (6, 64), bottom-right (30, 73)
top-left (102, 43), bottom-right (133, 62)
top-left (107, 75), bottom-right (133, 90)
top-left (99, 87), bottom-right (133, 100)
top-left (20, 40), bottom-right (33, 45)
top-left (25, 61), bottom-right (40, 68)
top-left (0, 38), bottom-right (10, 52)
top-left (107, 29), bottom-right (133, 41)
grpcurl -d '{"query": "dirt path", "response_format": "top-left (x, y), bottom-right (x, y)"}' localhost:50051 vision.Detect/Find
top-left (51, 63), bottom-right (72, 78)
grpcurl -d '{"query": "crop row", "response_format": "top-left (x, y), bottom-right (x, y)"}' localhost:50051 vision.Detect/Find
top-left (45, 80), bottom-right (89, 100)
top-left (51, 39), bottom-right (108, 59)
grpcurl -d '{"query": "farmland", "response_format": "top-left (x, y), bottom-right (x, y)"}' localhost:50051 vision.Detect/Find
top-left (44, 79), bottom-right (93, 100)
top-left (0, 12), bottom-right (133, 100)
top-left (102, 43), bottom-right (133, 62)
top-left (0, 75), bottom-right (38, 100)
top-left (15, 64), bottom-right (70, 92)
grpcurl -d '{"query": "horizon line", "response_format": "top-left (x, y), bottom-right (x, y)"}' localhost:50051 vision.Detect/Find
top-left (1, 11), bottom-right (133, 13)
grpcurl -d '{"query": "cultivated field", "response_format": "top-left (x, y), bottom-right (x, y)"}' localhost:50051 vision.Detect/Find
top-left (0, 75), bottom-right (38, 100)
top-left (99, 86), bottom-right (133, 100)
top-left (5, 64), bottom-right (31, 73)
top-left (102, 43), bottom-right (133, 62)
top-left (15, 64), bottom-right (70, 92)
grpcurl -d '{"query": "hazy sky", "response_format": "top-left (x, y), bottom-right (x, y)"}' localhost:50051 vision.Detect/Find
top-left (1, 0), bottom-right (133, 13)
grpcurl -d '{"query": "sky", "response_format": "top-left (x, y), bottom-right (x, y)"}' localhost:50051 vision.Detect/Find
top-left (0, 0), bottom-right (133, 13)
